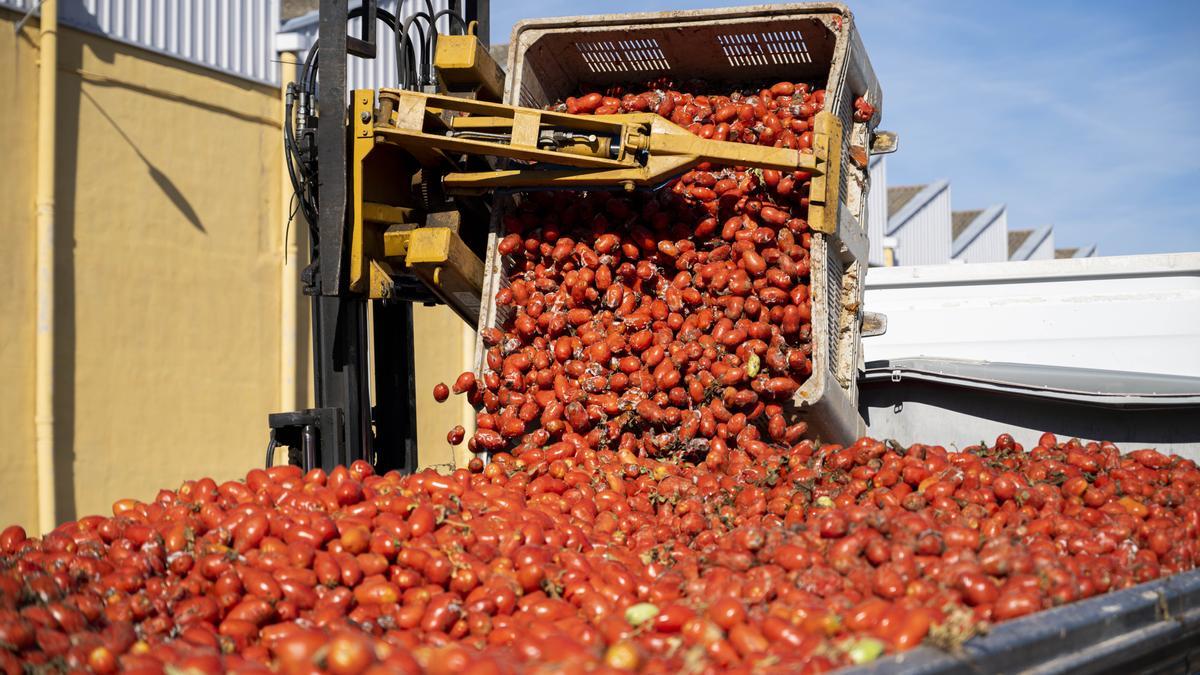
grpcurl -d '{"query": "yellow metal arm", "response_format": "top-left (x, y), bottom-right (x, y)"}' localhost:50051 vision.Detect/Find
top-left (345, 88), bottom-right (844, 315)
top-left (370, 89), bottom-right (838, 194)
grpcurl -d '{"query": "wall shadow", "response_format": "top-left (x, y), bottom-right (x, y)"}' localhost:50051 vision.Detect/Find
top-left (79, 88), bottom-right (207, 233)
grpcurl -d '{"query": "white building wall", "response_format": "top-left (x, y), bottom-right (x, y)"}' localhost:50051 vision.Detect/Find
top-left (867, 156), bottom-right (887, 266)
top-left (1, 0), bottom-right (280, 84)
top-left (953, 209), bottom-right (1008, 264)
top-left (893, 185), bottom-right (952, 267)
top-left (1028, 230), bottom-right (1056, 260)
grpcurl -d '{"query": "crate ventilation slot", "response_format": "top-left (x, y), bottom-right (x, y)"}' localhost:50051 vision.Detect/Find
top-left (717, 31), bottom-right (812, 66)
top-left (574, 39), bottom-right (670, 74)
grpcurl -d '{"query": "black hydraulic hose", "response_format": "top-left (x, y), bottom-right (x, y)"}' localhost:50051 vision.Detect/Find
top-left (264, 432), bottom-right (278, 469)
top-left (432, 9), bottom-right (467, 35)
top-left (300, 7), bottom-right (398, 97)
top-left (398, 12), bottom-right (432, 90)
top-left (283, 87), bottom-right (318, 234)
top-left (301, 41), bottom-right (318, 98)
top-left (421, 0), bottom-right (438, 85)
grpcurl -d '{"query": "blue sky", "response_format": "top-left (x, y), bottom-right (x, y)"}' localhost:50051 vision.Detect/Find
top-left (491, 1), bottom-right (1200, 256)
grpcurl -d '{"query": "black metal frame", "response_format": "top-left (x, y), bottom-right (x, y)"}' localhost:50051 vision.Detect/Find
top-left (272, 0), bottom-right (486, 474)
top-left (311, 0), bottom-right (373, 470)
top-left (462, 0), bottom-right (489, 47)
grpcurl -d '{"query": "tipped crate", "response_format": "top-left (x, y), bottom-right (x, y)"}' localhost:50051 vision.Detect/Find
top-left (475, 3), bottom-right (882, 443)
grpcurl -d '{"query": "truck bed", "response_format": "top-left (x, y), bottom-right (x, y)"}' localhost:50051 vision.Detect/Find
top-left (859, 253), bottom-right (1200, 460)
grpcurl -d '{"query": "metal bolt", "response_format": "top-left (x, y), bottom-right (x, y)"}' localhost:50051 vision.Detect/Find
top-left (360, 111), bottom-right (372, 123)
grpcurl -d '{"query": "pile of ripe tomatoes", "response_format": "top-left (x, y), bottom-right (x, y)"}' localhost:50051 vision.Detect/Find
top-left (2, 83), bottom-right (1198, 674)
top-left (2, 434), bottom-right (1198, 673)
top-left (459, 81), bottom-right (839, 462)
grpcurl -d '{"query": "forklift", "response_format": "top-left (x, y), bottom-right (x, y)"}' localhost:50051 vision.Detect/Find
top-left (267, 0), bottom-right (849, 474)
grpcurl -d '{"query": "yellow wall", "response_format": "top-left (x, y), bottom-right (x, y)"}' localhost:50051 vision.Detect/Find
top-left (412, 304), bottom-right (477, 471)
top-left (0, 11), bottom-right (286, 530)
top-left (59, 28), bottom-right (285, 521)
top-left (0, 13), bottom-right (41, 529)
top-left (0, 11), bottom-right (476, 532)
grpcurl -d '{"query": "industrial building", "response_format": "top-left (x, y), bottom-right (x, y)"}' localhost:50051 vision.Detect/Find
top-left (867, 153), bottom-right (1095, 266)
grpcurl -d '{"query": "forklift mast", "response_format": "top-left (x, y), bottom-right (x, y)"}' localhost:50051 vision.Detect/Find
top-left (269, 0), bottom-right (489, 475)
top-left (267, 0), bottom-right (836, 475)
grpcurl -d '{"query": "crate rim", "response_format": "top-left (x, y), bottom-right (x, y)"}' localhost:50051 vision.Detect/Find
top-left (506, 2), bottom-right (857, 45)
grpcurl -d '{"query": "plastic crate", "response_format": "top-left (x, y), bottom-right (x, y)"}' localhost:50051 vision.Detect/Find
top-left (475, 3), bottom-right (882, 443)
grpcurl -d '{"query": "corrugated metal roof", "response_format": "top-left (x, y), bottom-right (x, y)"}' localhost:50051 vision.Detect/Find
top-left (1008, 230), bottom-right (1032, 258)
top-left (951, 210), bottom-right (982, 240)
top-left (887, 185), bottom-right (924, 218)
top-left (0, 0), bottom-right (280, 85)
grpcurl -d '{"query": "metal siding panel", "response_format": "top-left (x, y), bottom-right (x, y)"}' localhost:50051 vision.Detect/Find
top-left (958, 237), bottom-right (974, 263)
top-left (267, 0), bottom-right (280, 81)
top-left (163, 0), bottom-right (174, 53)
top-left (147, 0), bottom-right (156, 46)
top-left (940, 192), bottom-right (952, 262)
top-left (231, 0), bottom-right (242, 75)
top-left (1032, 231), bottom-right (1055, 260)
top-left (199, 0), bottom-right (209, 66)
top-left (898, 190), bottom-right (952, 267)
top-left (245, 1), bottom-right (255, 79)
top-left (123, 0), bottom-right (132, 42)
top-left (27, 0), bottom-right (287, 85)
top-left (179, 0), bottom-right (192, 62)
top-left (220, 0), bottom-right (230, 73)
top-left (960, 224), bottom-right (994, 264)
top-left (955, 209), bottom-right (1008, 264)
top-left (241, 0), bottom-right (250, 76)
top-left (867, 157), bottom-right (886, 266)
top-left (207, 0), bottom-right (217, 67)
top-left (227, 0), bottom-right (236, 73)
top-left (979, 222), bottom-right (999, 263)
top-left (110, 0), bottom-right (122, 38)
top-left (991, 211), bottom-right (1008, 262)
top-left (257, 0), bottom-right (268, 82)
top-left (142, 0), bottom-right (153, 49)
top-left (100, 0), bottom-right (110, 34)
